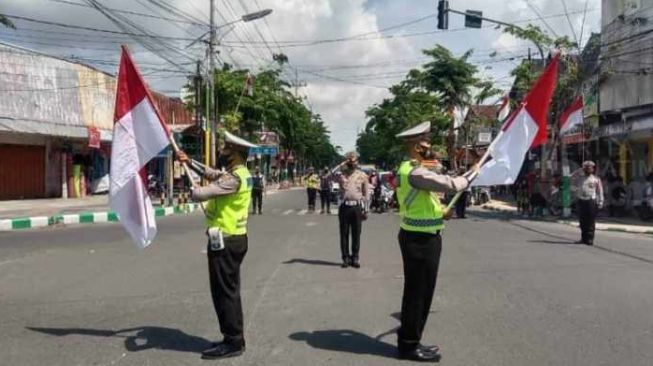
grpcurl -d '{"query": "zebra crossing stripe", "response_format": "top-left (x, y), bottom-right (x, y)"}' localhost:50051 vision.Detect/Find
top-left (283, 209), bottom-right (294, 215)
top-left (298, 209), bottom-right (308, 215)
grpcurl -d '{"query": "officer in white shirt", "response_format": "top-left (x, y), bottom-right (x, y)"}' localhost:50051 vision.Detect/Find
top-left (574, 161), bottom-right (604, 245)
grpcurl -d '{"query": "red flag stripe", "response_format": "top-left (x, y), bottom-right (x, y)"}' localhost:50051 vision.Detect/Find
top-left (523, 53), bottom-right (560, 147)
top-left (559, 96), bottom-right (584, 127)
top-left (114, 45), bottom-right (171, 136)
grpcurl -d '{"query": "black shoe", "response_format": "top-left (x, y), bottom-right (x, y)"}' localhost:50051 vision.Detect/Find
top-left (351, 259), bottom-right (360, 268)
top-left (201, 342), bottom-right (245, 360)
top-left (586, 240), bottom-right (593, 246)
top-left (341, 260), bottom-right (349, 268)
top-left (397, 346), bottom-right (441, 362)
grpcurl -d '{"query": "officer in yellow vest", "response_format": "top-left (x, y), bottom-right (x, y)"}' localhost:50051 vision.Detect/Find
top-left (394, 122), bottom-right (479, 362)
top-left (304, 167), bottom-right (320, 212)
top-left (177, 131), bottom-right (257, 360)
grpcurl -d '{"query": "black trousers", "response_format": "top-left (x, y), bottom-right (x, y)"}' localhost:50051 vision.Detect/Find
top-left (397, 229), bottom-right (442, 350)
top-left (307, 188), bottom-right (317, 209)
top-left (578, 199), bottom-right (597, 243)
top-left (251, 189), bottom-right (263, 213)
top-left (207, 234), bottom-right (248, 346)
top-left (455, 191), bottom-right (468, 218)
top-left (319, 189), bottom-right (331, 211)
top-left (339, 204), bottom-right (363, 261)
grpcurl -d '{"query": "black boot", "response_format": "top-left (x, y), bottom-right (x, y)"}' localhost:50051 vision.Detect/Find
top-left (201, 342), bottom-right (245, 360)
top-left (341, 257), bottom-right (350, 268)
top-left (397, 344), bottom-right (441, 362)
top-left (351, 258), bottom-right (360, 268)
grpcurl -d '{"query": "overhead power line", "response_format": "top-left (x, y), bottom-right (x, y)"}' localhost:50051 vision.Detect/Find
top-left (4, 14), bottom-right (196, 41)
top-left (48, 0), bottom-right (208, 26)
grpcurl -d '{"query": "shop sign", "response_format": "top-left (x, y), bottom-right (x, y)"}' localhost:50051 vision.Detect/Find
top-left (249, 146), bottom-right (279, 156)
top-left (88, 127), bottom-right (101, 148)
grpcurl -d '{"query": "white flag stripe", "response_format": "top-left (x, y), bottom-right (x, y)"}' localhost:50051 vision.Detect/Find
top-left (560, 108), bottom-right (583, 135)
top-left (472, 108), bottom-right (539, 186)
top-left (111, 174), bottom-right (158, 248)
top-left (110, 99), bottom-right (169, 248)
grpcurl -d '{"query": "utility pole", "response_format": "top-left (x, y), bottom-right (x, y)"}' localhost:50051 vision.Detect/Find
top-left (208, 0), bottom-right (218, 167)
top-left (291, 67), bottom-right (306, 97)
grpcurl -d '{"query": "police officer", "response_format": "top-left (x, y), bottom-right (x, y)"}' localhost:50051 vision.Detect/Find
top-left (177, 131), bottom-right (258, 360)
top-left (574, 161), bottom-right (604, 245)
top-left (251, 167), bottom-right (265, 215)
top-left (304, 167), bottom-right (320, 212)
top-left (334, 152), bottom-right (369, 268)
top-left (394, 122), bottom-right (479, 362)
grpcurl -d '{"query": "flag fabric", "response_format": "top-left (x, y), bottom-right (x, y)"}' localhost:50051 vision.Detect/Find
top-left (110, 46), bottom-right (171, 248)
top-left (559, 96), bottom-right (584, 135)
top-left (472, 54), bottom-right (559, 187)
top-left (497, 95), bottom-right (511, 121)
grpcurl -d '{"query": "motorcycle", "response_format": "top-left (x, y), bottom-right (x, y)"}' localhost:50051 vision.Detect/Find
top-left (373, 185), bottom-right (394, 213)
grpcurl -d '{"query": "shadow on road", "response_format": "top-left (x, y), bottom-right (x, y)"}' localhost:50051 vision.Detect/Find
top-left (528, 239), bottom-right (576, 245)
top-left (283, 258), bottom-right (342, 267)
top-left (26, 326), bottom-right (211, 354)
top-left (289, 329), bottom-right (396, 358)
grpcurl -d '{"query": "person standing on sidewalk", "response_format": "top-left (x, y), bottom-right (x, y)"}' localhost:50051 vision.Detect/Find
top-left (319, 168), bottom-right (332, 214)
top-left (176, 131), bottom-right (257, 360)
top-left (304, 167), bottom-right (320, 212)
top-left (394, 122), bottom-right (479, 362)
top-left (574, 161), bottom-right (604, 245)
top-left (335, 152), bottom-right (369, 268)
top-left (251, 168), bottom-right (265, 215)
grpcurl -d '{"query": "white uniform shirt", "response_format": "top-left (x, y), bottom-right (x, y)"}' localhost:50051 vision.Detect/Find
top-left (577, 174), bottom-right (604, 207)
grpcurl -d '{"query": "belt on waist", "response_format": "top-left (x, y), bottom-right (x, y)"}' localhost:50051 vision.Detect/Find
top-left (342, 200), bottom-right (360, 206)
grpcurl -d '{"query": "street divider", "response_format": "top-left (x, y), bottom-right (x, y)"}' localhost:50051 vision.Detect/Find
top-left (482, 202), bottom-right (653, 236)
top-left (0, 203), bottom-right (201, 231)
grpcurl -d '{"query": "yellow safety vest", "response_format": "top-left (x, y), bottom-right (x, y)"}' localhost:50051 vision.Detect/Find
top-left (205, 165), bottom-right (252, 235)
top-left (397, 160), bottom-right (445, 233)
top-left (305, 174), bottom-right (319, 189)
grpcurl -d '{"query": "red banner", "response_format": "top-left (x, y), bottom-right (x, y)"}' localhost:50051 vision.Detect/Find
top-left (88, 127), bottom-right (101, 149)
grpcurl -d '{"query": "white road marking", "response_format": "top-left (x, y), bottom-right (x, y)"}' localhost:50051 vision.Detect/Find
top-left (306, 222), bottom-right (317, 227)
top-left (282, 209), bottom-right (294, 215)
top-left (298, 209), bottom-right (308, 215)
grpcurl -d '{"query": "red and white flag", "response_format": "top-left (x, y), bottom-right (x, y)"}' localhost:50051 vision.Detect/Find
top-left (559, 96), bottom-right (584, 135)
top-left (110, 46), bottom-right (171, 248)
top-left (472, 54), bottom-right (559, 186)
top-left (497, 94), bottom-right (511, 122)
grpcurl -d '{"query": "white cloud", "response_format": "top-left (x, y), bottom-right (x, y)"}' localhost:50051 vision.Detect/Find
top-left (1, 0), bottom-right (602, 152)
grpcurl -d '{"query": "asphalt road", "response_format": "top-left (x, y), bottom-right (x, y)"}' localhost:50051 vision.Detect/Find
top-left (1, 190), bottom-right (653, 366)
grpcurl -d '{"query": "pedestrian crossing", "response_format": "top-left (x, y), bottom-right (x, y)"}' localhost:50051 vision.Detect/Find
top-left (263, 208), bottom-right (338, 216)
top-left (256, 208), bottom-right (400, 217)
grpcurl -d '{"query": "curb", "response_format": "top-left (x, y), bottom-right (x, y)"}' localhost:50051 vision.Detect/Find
top-left (481, 204), bottom-right (653, 235)
top-left (0, 203), bottom-right (201, 232)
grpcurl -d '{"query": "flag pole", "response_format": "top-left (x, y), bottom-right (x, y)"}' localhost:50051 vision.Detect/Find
top-left (444, 136), bottom-right (497, 212)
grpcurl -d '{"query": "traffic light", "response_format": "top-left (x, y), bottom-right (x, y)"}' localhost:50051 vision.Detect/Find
top-left (437, 0), bottom-right (449, 30)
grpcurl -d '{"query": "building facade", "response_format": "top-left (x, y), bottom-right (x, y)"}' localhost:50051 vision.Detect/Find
top-left (599, 0), bottom-right (653, 183)
top-left (0, 42), bottom-right (193, 200)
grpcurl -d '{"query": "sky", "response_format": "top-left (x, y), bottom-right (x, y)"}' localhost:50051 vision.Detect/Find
top-left (1, 0), bottom-right (602, 152)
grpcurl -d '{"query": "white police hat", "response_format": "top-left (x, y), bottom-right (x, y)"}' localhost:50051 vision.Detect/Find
top-left (396, 121), bottom-right (431, 140)
top-left (224, 130), bottom-right (258, 149)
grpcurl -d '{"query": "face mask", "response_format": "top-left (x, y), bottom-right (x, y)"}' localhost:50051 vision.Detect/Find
top-left (346, 162), bottom-right (356, 169)
top-left (418, 148), bottom-right (434, 160)
top-left (218, 154), bottom-right (231, 169)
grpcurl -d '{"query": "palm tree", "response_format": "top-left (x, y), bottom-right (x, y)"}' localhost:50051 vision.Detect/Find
top-left (0, 14), bottom-right (15, 29)
top-left (407, 45), bottom-right (478, 169)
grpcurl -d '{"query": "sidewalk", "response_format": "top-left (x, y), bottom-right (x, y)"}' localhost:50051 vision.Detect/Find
top-left (482, 199), bottom-right (653, 235)
top-left (0, 186), bottom-right (294, 231)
